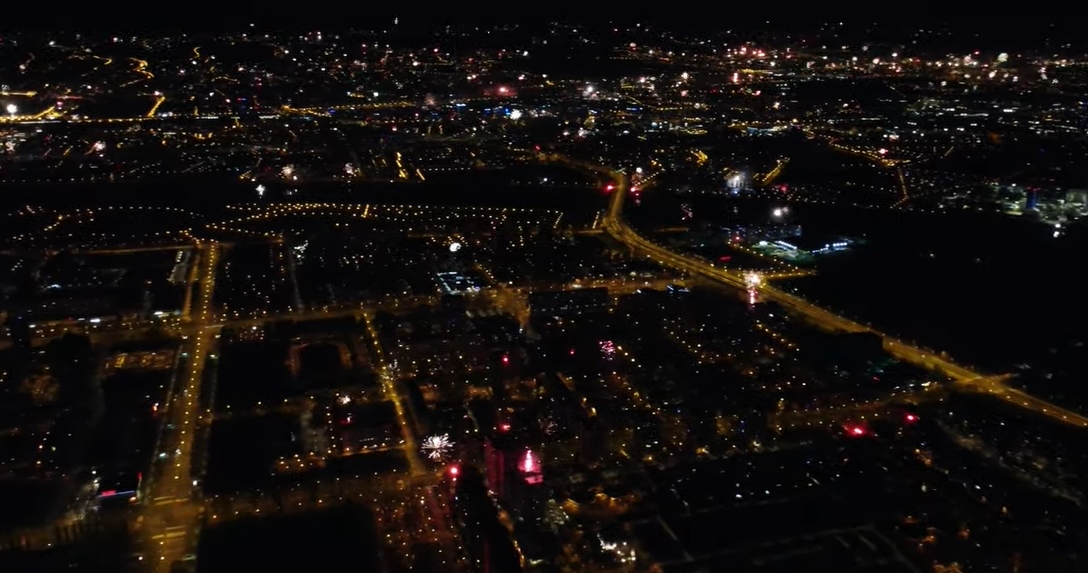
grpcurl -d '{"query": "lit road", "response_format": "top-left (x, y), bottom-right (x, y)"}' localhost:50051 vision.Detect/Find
top-left (146, 94), bottom-right (165, 118)
top-left (362, 311), bottom-right (424, 476)
top-left (13, 273), bottom-right (674, 348)
top-left (140, 241), bottom-right (219, 572)
top-left (578, 159), bottom-right (1088, 429)
top-left (757, 157), bottom-right (789, 187)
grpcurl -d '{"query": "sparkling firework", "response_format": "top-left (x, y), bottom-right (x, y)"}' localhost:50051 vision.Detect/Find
top-left (421, 434), bottom-right (453, 460)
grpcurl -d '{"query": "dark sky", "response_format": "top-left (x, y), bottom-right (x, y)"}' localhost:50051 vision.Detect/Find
top-left (1, 4), bottom-right (1076, 42)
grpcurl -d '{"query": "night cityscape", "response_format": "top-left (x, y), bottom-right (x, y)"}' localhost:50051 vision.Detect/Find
top-left (3, 14), bottom-right (1088, 573)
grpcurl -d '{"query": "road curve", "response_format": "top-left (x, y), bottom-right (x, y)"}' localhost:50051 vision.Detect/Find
top-left (584, 161), bottom-right (1088, 429)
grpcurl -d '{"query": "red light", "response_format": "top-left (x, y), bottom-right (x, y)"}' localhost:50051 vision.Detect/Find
top-left (604, 184), bottom-right (615, 192)
top-left (905, 414), bottom-right (918, 423)
top-left (521, 450), bottom-right (537, 473)
top-left (100, 490), bottom-right (117, 497)
top-left (844, 425), bottom-right (867, 437)
top-left (631, 186), bottom-right (639, 193)
top-left (448, 465), bottom-right (459, 476)
top-left (499, 423), bottom-right (511, 432)
top-left (501, 355), bottom-right (509, 365)
top-left (569, 349), bottom-right (575, 355)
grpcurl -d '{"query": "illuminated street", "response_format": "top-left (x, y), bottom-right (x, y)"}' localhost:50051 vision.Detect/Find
top-left (362, 310), bottom-right (423, 476)
top-left (594, 164), bottom-right (1088, 429)
top-left (140, 241), bottom-right (219, 572)
top-left (2, 22), bottom-right (1088, 573)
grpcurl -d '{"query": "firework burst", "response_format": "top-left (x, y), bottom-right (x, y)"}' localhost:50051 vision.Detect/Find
top-left (421, 434), bottom-right (454, 461)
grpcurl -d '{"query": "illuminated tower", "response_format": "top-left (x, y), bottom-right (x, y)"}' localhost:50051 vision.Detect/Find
top-left (507, 448), bottom-right (546, 524)
top-left (1025, 188), bottom-right (1039, 211)
top-left (519, 449), bottom-right (542, 485)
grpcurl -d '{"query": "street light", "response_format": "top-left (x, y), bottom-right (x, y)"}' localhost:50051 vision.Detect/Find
top-left (5, 103), bottom-right (16, 116)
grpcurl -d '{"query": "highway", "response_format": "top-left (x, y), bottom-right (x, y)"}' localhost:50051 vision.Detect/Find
top-left (140, 240), bottom-right (220, 572)
top-left (582, 160), bottom-right (1088, 429)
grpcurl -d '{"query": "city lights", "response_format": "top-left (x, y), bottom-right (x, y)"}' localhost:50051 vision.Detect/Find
top-left (4, 22), bottom-right (1087, 573)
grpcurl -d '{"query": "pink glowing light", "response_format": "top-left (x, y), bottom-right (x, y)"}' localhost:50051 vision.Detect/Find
top-left (521, 450), bottom-right (537, 473)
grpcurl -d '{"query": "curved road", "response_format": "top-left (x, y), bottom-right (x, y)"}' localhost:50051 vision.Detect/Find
top-left (581, 160), bottom-right (1088, 429)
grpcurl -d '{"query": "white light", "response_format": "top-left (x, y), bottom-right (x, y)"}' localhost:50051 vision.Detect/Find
top-left (421, 435), bottom-right (453, 460)
top-left (509, 109), bottom-right (522, 120)
top-left (449, 242), bottom-right (462, 253)
top-left (255, 184), bottom-right (265, 197)
top-left (5, 104), bottom-right (16, 115)
top-left (772, 208), bottom-right (783, 218)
